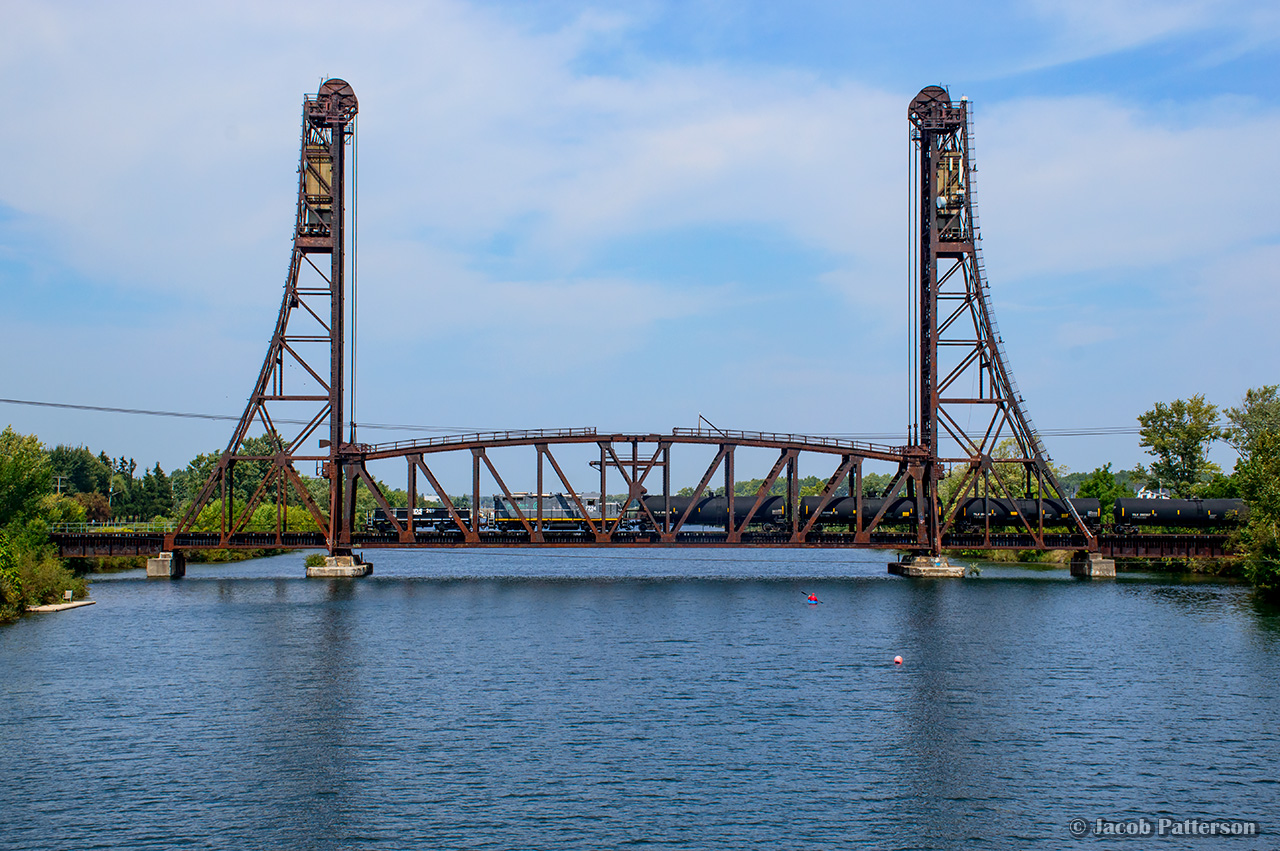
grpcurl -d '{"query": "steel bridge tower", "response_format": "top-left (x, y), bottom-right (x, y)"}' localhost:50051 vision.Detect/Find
top-left (176, 79), bottom-right (360, 553)
top-left (906, 86), bottom-right (1094, 553)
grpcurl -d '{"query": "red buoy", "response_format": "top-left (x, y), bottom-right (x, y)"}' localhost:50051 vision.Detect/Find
top-left (894, 655), bottom-right (903, 665)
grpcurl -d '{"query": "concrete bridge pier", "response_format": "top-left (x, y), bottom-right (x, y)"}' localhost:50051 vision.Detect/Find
top-left (306, 553), bottom-right (373, 578)
top-left (146, 551), bottom-right (185, 578)
top-left (1071, 551), bottom-right (1116, 578)
top-left (889, 555), bottom-right (965, 578)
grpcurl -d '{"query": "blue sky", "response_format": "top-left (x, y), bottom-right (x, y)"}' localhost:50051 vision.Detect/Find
top-left (1, 0), bottom-right (1278, 485)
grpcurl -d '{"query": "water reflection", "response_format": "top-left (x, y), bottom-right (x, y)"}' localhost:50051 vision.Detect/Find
top-left (1246, 594), bottom-right (1280, 636)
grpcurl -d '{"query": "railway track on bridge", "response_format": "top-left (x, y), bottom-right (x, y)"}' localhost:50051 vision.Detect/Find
top-left (54, 531), bottom-right (1231, 560)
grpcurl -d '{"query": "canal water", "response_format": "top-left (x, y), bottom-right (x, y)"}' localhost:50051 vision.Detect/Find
top-left (2, 549), bottom-right (1277, 850)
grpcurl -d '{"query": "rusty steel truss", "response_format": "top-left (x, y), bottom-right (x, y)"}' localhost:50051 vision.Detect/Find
top-left (907, 86), bottom-right (1095, 552)
top-left (156, 82), bottom-right (1099, 557)
top-left (356, 428), bottom-right (907, 546)
top-left (174, 79), bottom-right (358, 551)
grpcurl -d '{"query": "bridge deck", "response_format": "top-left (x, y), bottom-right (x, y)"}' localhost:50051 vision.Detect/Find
top-left (53, 531), bottom-right (1232, 559)
top-left (362, 427), bottom-right (906, 461)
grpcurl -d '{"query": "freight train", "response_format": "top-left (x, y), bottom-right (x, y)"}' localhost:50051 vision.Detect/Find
top-left (370, 494), bottom-right (1247, 535)
top-left (638, 495), bottom-right (1103, 530)
top-left (370, 493), bottom-right (625, 534)
top-left (635, 493), bottom-right (1245, 533)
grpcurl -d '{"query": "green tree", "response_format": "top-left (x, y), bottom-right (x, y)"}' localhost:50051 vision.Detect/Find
top-left (1137, 395), bottom-right (1222, 497)
top-left (40, 493), bottom-right (86, 524)
top-left (47, 445), bottom-right (112, 495)
top-left (1223, 386), bottom-right (1280, 597)
top-left (0, 428), bottom-right (86, 619)
top-left (137, 464), bottom-right (174, 519)
top-left (1224, 385), bottom-right (1280, 454)
top-left (171, 434), bottom-right (288, 513)
top-left (860, 472), bottom-right (895, 498)
top-left (0, 426), bottom-right (52, 526)
top-left (1076, 463), bottom-right (1135, 522)
top-left (1058, 471), bottom-right (1088, 497)
top-left (1114, 466), bottom-right (1149, 494)
top-left (349, 479), bottom-right (410, 526)
top-left (0, 530), bottom-right (22, 621)
top-left (108, 461), bottom-right (139, 519)
top-left (72, 491), bottom-right (111, 522)
top-left (1233, 429), bottom-right (1280, 597)
top-left (170, 449), bottom-right (220, 508)
top-left (951, 439), bottom-right (1068, 501)
top-left (1199, 473), bottom-right (1240, 499)
top-left (674, 474), bottom-right (848, 500)
top-left (190, 499), bottom-right (321, 533)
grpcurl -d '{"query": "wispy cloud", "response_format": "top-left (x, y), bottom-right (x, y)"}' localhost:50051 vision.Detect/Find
top-left (976, 95), bottom-right (1275, 282)
top-left (1017, 0), bottom-right (1280, 71)
top-left (0, 0), bottom-right (1276, 473)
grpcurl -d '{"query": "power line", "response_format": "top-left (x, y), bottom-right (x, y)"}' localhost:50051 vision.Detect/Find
top-left (0, 397), bottom-right (241, 422)
top-left (0, 397), bottom-right (492, 434)
top-left (822, 426), bottom-right (1140, 440)
top-left (1042, 427), bottom-right (1142, 436)
top-left (0, 397), bottom-right (1142, 440)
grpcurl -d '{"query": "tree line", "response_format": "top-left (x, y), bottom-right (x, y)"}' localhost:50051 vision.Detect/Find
top-left (43, 434), bottom-right (420, 533)
top-left (0, 430), bottom-right (414, 620)
top-left (1123, 388), bottom-right (1280, 597)
top-left (948, 389), bottom-right (1277, 596)
top-left (47, 445), bottom-right (175, 522)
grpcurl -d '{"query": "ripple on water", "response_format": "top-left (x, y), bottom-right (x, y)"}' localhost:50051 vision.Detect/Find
top-left (2, 549), bottom-right (1278, 850)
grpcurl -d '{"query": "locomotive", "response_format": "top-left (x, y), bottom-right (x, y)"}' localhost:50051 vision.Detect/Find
top-left (491, 492), bottom-right (622, 530)
top-left (368, 506), bottom-right (464, 533)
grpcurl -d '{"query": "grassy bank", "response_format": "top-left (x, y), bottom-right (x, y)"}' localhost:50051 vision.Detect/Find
top-left (945, 547), bottom-right (1244, 576)
top-left (946, 548), bottom-right (1071, 565)
top-left (70, 548), bottom-right (289, 574)
top-left (1, 536), bottom-right (88, 623)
